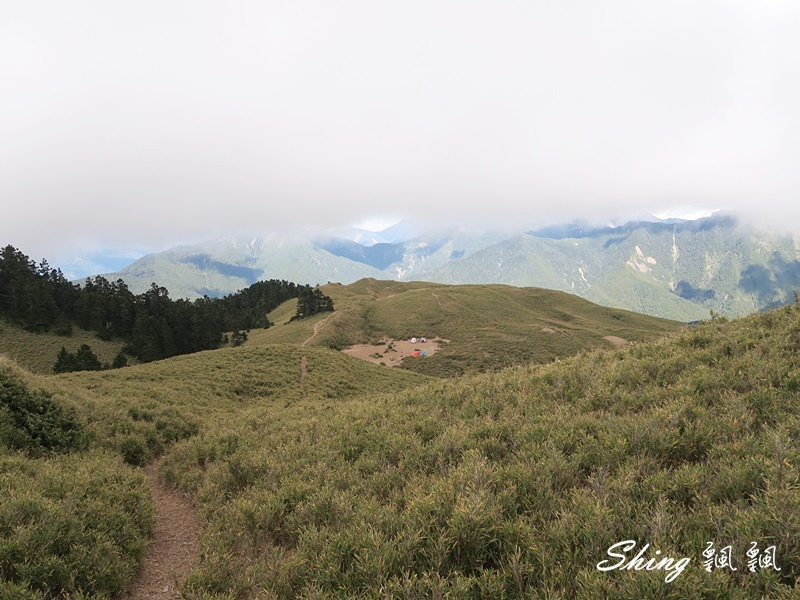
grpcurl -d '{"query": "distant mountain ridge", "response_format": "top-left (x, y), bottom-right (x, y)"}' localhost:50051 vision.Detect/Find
top-left (97, 214), bottom-right (800, 321)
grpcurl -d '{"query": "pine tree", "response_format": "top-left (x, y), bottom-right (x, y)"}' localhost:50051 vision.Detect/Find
top-left (112, 351), bottom-right (128, 369)
top-left (53, 347), bottom-right (76, 374)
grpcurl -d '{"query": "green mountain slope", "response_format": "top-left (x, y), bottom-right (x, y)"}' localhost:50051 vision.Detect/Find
top-left (9, 293), bottom-right (800, 597)
top-left (44, 344), bottom-right (430, 464)
top-left (248, 279), bottom-right (682, 377)
top-left (104, 235), bottom-right (384, 297)
top-left (430, 215), bottom-right (800, 320)
top-left (1, 342), bottom-right (429, 598)
top-left (96, 215), bottom-right (800, 322)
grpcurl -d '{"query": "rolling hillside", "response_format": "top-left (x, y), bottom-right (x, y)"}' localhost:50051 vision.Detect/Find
top-left (1, 343), bottom-right (430, 598)
top-left (159, 302), bottom-right (800, 598)
top-left (6, 294), bottom-right (800, 597)
top-left (247, 279), bottom-right (682, 377)
top-left (0, 318), bottom-right (127, 374)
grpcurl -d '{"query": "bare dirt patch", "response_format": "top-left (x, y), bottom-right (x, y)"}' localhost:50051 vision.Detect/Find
top-left (125, 460), bottom-right (200, 600)
top-left (343, 338), bottom-right (449, 367)
top-left (603, 335), bottom-right (629, 347)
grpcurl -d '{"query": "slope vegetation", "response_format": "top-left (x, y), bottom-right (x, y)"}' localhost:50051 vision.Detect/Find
top-left (1, 345), bottom-right (428, 598)
top-left (249, 279), bottom-right (682, 377)
top-left (9, 295), bottom-right (800, 597)
top-left (99, 215), bottom-right (800, 321)
top-left (0, 357), bottom-right (153, 599)
top-left (0, 318), bottom-right (126, 374)
top-left (160, 302), bottom-right (800, 598)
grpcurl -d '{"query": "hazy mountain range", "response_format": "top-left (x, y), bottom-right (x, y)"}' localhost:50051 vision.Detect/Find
top-left (94, 213), bottom-right (800, 322)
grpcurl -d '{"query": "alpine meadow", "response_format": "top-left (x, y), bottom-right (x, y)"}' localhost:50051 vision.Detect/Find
top-left (4, 238), bottom-right (800, 597)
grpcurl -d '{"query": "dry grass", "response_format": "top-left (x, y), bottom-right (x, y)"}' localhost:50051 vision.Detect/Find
top-left (6, 286), bottom-right (800, 598)
top-left (0, 318), bottom-right (127, 374)
top-left (245, 279), bottom-right (682, 377)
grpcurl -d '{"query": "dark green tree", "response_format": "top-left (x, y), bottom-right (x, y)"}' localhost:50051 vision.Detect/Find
top-left (112, 351), bottom-right (129, 369)
top-left (231, 330), bottom-right (248, 347)
top-left (291, 286), bottom-right (335, 321)
top-left (53, 347), bottom-right (77, 373)
top-left (53, 344), bottom-right (102, 373)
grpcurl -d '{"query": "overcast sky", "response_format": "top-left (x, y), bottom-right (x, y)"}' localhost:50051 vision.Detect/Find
top-left (2, 0), bottom-right (799, 262)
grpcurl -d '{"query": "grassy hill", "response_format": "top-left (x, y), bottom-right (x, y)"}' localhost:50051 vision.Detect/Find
top-left (6, 296), bottom-right (800, 597)
top-left (0, 318), bottom-right (127, 374)
top-left (169, 301), bottom-right (800, 597)
top-left (248, 279), bottom-right (682, 377)
top-left (1, 345), bottom-right (429, 598)
top-left (45, 343), bottom-right (430, 465)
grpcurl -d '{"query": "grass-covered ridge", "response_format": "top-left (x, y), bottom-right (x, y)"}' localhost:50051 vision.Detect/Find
top-left (249, 279), bottom-right (682, 377)
top-left (159, 303), bottom-right (800, 597)
top-left (5, 295), bottom-right (800, 597)
top-left (45, 344), bottom-right (430, 467)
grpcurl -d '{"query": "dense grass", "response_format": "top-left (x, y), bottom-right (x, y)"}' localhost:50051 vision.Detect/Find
top-left (153, 303), bottom-right (800, 598)
top-left (0, 451), bottom-right (153, 599)
top-left (6, 289), bottom-right (800, 597)
top-left (2, 344), bottom-right (428, 598)
top-left (0, 318), bottom-right (127, 374)
top-left (0, 359), bottom-right (153, 598)
top-left (44, 344), bottom-right (429, 467)
top-left (248, 279), bottom-right (682, 377)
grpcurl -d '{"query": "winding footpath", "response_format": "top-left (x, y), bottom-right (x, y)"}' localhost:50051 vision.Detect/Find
top-left (301, 311), bottom-right (336, 347)
top-left (125, 460), bottom-right (200, 600)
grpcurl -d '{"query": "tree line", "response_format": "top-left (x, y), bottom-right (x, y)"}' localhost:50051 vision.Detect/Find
top-left (0, 245), bottom-right (334, 368)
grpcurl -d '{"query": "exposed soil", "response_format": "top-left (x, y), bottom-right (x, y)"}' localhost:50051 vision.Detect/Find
top-left (343, 338), bottom-right (449, 367)
top-left (603, 335), bottom-right (629, 347)
top-left (125, 460), bottom-right (200, 600)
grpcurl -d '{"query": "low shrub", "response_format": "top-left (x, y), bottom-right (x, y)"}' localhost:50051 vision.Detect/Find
top-left (0, 368), bottom-right (84, 455)
top-left (0, 451), bottom-right (153, 598)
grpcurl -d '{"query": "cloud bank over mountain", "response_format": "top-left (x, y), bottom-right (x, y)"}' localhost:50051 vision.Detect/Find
top-left (3, 1), bottom-right (799, 262)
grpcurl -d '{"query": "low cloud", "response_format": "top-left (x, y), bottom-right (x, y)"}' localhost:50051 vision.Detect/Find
top-left (2, 0), bottom-right (799, 261)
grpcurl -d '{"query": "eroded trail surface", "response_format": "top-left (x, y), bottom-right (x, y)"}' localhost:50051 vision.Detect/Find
top-left (301, 311), bottom-right (336, 346)
top-left (126, 460), bottom-right (200, 599)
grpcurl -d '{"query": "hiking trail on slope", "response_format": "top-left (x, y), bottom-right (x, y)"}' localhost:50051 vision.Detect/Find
top-left (125, 459), bottom-right (200, 600)
top-left (301, 311), bottom-right (336, 347)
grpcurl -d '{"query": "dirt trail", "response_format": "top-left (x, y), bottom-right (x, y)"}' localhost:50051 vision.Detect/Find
top-left (125, 460), bottom-right (200, 600)
top-left (301, 311), bottom-right (336, 347)
top-left (300, 355), bottom-right (308, 397)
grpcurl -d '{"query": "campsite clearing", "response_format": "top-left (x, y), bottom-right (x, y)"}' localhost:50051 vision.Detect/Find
top-left (343, 338), bottom-right (449, 367)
